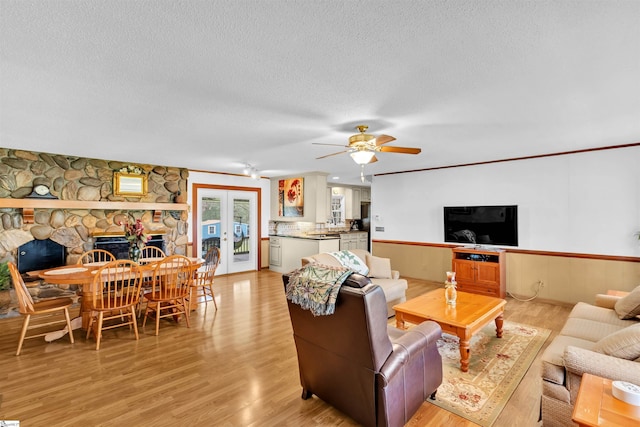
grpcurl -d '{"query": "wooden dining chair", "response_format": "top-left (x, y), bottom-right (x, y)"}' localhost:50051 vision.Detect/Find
top-left (8, 262), bottom-right (75, 355)
top-left (85, 259), bottom-right (143, 350)
top-left (77, 249), bottom-right (116, 265)
top-left (136, 246), bottom-right (166, 316)
top-left (142, 255), bottom-right (193, 336)
top-left (139, 245), bottom-right (166, 263)
top-left (189, 246), bottom-right (220, 311)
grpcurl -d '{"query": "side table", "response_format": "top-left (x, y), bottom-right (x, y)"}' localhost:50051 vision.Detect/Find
top-left (572, 373), bottom-right (640, 426)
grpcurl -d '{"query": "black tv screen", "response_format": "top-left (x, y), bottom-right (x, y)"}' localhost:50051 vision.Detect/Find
top-left (444, 205), bottom-right (518, 247)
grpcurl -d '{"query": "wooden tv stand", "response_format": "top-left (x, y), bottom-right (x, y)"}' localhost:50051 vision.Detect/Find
top-left (451, 247), bottom-right (506, 298)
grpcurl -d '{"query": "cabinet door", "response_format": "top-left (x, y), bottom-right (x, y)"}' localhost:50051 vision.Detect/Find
top-left (330, 195), bottom-right (345, 225)
top-left (351, 189), bottom-right (361, 219)
top-left (269, 241), bottom-right (281, 267)
top-left (453, 259), bottom-right (475, 283)
top-left (476, 262), bottom-right (500, 286)
top-left (357, 233), bottom-right (368, 250)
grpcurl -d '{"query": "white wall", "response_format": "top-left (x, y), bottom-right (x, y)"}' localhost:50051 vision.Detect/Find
top-left (187, 171), bottom-right (271, 239)
top-left (372, 146), bottom-right (640, 257)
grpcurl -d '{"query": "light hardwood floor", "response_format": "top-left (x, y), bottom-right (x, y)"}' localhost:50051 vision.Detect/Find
top-left (0, 270), bottom-right (572, 426)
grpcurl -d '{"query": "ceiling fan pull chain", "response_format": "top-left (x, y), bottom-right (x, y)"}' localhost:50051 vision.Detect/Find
top-left (360, 164), bottom-right (365, 183)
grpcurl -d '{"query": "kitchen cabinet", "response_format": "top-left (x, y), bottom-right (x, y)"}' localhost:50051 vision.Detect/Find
top-left (271, 172), bottom-right (328, 223)
top-left (269, 236), bottom-right (340, 273)
top-left (340, 232), bottom-right (368, 251)
top-left (269, 237), bottom-right (282, 267)
top-left (330, 194), bottom-right (345, 226)
top-left (351, 188), bottom-right (361, 220)
top-left (328, 186), bottom-right (369, 220)
top-left (451, 247), bottom-right (506, 298)
top-left (357, 232), bottom-right (368, 251)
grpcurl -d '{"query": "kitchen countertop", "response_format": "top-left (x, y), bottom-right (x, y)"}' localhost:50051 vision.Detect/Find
top-left (269, 233), bottom-right (341, 240)
top-left (269, 230), bottom-right (368, 240)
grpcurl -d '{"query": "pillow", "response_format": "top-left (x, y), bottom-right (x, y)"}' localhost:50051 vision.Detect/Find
top-left (366, 254), bottom-right (392, 279)
top-left (614, 285), bottom-right (640, 319)
top-left (592, 323), bottom-right (640, 360)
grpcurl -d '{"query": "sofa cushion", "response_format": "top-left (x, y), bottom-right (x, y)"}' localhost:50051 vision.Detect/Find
top-left (370, 278), bottom-right (408, 302)
top-left (614, 285), bottom-right (640, 319)
top-left (592, 323), bottom-right (640, 360)
top-left (560, 317), bottom-right (630, 343)
top-left (366, 254), bottom-right (392, 279)
top-left (569, 302), bottom-right (637, 327)
top-left (541, 335), bottom-right (596, 384)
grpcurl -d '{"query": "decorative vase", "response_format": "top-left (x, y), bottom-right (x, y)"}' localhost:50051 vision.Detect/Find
top-left (129, 244), bottom-right (141, 263)
top-left (444, 271), bottom-right (457, 307)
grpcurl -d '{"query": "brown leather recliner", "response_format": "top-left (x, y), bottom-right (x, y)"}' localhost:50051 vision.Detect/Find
top-left (283, 273), bottom-right (443, 427)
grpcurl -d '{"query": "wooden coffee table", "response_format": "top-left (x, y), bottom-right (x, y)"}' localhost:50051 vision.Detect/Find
top-left (393, 288), bottom-right (506, 372)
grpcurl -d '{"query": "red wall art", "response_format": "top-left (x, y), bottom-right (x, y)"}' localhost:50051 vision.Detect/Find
top-left (279, 178), bottom-right (304, 217)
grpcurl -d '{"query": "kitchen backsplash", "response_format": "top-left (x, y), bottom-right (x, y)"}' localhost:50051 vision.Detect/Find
top-left (269, 220), bottom-right (352, 235)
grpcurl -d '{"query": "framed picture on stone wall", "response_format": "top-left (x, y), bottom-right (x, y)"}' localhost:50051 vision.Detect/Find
top-left (113, 172), bottom-right (148, 197)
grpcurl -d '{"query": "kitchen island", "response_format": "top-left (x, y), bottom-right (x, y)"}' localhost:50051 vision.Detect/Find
top-left (268, 234), bottom-right (340, 274)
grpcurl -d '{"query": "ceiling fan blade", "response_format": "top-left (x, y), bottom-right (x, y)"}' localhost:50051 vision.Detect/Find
top-left (378, 146), bottom-right (421, 155)
top-left (369, 155), bottom-right (378, 163)
top-left (375, 135), bottom-right (396, 146)
top-left (316, 150), bottom-right (350, 159)
top-left (312, 142), bottom-right (349, 147)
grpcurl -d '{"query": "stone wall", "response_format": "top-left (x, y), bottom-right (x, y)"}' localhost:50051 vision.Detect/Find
top-left (0, 147), bottom-right (190, 317)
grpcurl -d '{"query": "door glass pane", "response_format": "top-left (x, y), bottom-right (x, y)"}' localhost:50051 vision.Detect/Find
top-left (201, 197), bottom-right (221, 256)
top-left (233, 198), bottom-right (250, 263)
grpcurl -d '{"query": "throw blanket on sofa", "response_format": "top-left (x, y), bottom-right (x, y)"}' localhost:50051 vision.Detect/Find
top-left (328, 250), bottom-right (370, 276)
top-left (286, 264), bottom-right (352, 316)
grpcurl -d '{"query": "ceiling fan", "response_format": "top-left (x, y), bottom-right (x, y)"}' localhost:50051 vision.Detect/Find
top-left (314, 125), bottom-right (421, 166)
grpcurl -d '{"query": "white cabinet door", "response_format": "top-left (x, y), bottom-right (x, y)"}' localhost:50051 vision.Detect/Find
top-left (357, 232), bottom-right (368, 250)
top-left (351, 189), bottom-right (361, 219)
top-left (269, 237), bottom-right (282, 267)
top-left (361, 188), bottom-right (371, 202)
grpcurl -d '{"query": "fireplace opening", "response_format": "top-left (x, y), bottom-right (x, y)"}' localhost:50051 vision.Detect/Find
top-left (94, 235), bottom-right (165, 260)
top-left (17, 239), bottom-right (66, 273)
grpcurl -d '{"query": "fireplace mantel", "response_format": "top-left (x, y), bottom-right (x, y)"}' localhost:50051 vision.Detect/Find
top-left (0, 199), bottom-right (188, 224)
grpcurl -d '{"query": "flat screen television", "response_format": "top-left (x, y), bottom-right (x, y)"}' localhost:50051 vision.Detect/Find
top-left (444, 205), bottom-right (518, 247)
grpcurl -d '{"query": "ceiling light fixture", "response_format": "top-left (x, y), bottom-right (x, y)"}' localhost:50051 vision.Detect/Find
top-left (350, 150), bottom-right (375, 165)
top-left (243, 164), bottom-right (260, 180)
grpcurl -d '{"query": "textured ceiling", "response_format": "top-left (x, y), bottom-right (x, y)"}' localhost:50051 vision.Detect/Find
top-left (1, 1), bottom-right (639, 185)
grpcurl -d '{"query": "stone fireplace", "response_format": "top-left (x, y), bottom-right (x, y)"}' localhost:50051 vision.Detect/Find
top-left (0, 147), bottom-right (190, 318)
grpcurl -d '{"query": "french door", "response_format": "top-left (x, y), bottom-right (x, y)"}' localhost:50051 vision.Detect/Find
top-left (196, 188), bottom-right (257, 275)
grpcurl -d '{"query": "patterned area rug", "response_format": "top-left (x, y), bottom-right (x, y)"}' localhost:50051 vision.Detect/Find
top-left (427, 320), bottom-right (550, 426)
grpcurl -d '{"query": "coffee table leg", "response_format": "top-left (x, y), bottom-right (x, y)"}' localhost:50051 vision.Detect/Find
top-left (459, 335), bottom-right (471, 373)
top-left (495, 314), bottom-right (504, 338)
top-left (395, 312), bottom-right (406, 329)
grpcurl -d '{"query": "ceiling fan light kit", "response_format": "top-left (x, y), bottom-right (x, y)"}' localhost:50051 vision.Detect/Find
top-left (350, 150), bottom-right (375, 165)
top-left (314, 124), bottom-right (421, 170)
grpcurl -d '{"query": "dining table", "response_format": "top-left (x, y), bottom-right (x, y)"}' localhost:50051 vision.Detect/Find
top-left (38, 256), bottom-right (205, 342)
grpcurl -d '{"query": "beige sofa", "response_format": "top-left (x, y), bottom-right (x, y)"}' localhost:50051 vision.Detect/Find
top-left (301, 249), bottom-right (408, 317)
top-left (540, 288), bottom-right (640, 426)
